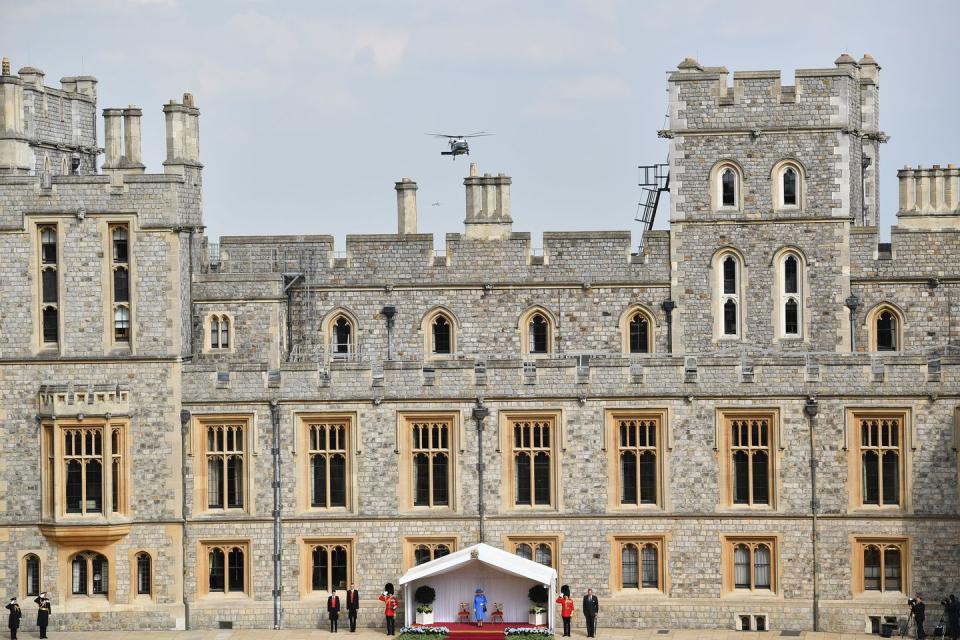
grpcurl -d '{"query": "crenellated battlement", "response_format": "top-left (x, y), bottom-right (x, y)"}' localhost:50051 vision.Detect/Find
top-left (666, 53), bottom-right (881, 134)
top-left (896, 164), bottom-right (960, 229)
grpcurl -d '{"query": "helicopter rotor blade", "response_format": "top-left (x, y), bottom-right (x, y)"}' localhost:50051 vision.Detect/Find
top-left (461, 132), bottom-right (494, 138)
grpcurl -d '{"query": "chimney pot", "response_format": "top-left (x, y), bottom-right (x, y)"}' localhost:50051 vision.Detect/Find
top-left (395, 178), bottom-right (418, 235)
top-left (1, 58), bottom-right (9, 76)
top-left (469, 162), bottom-right (478, 177)
top-left (183, 92), bottom-right (194, 107)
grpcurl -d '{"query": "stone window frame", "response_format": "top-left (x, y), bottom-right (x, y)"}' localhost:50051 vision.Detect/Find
top-left (845, 409), bottom-right (912, 513)
top-left (421, 306), bottom-right (459, 359)
top-left (41, 418), bottom-right (131, 520)
top-left (619, 305), bottom-right (656, 355)
top-left (865, 303), bottom-right (905, 353)
top-left (720, 535), bottom-right (781, 596)
top-left (203, 312), bottom-right (234, 353)
top-left (605, 409), bottom-right (670, 511)
top-left (322, 307), bottom-right (359, 358)
top-left (498, 410), bottom-right (564, 513)
top-left (397, 411), bottom-right (460, 513)
top-left (710, 160), bottom-right (745, 213)
top-left (298, 537), bottom-right (356, 600)
top-left (104, 220), bottom-right (135, 350)
top-left (716, 409), bottom-right (780, 511)
top-left (33, 219), bottom-right (63, 353)
top-left (772, 248), bottom-right (807, 341)
top-left (770, 159), bottom-right (806, 211)
top-left (130, 549), bottom-right (155, 602)
top-left (608, 534), bottom-right (668, 596)
top-left (518, 305), bottom-right (556, 357)
top-left (294, 412), bottom-right (359, 515)
top-left (504, 534), bottom-right (563, 576)
top-left (20, 553), bottom-right (43, 599)
top-left (68, 550), bottom-right (112, 599)
top-left (402, 536), bottom-right (459, 571)
top-left (197, 539), bottom-right (251, 599)
top-left (712, 248), bottom-right (747, 341)
top-left (851, 536), bottom-right (910, 597)
top-left (190, 414), bottom-right (255, 516)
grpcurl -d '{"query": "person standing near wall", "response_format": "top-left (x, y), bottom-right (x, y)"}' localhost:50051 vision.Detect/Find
top-left (5, 598), bottom-right (21, 640)
top-left (34, 594), bottom-right (51, 640)
top-left (555, 588), bottom-right (574, 637)
top-left (346, 583), bottom-right (360, 632)
top-left (379, 585), bottom-right (399, 636)
top-left (582, 589), bottom-right (599, 638)
top-left (328, 588), bottom-right (341, 633)
top-left (473, 588), bottom-right (488, 628)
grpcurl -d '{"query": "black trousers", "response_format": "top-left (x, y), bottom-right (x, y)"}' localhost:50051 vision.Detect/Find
top-left (386, 616), bottom-right (395, 635)
top-left (39, 623), bottom-right (47, 639)
top-left (585, 615), bottom-right (596, 638)
top-left (562, 616), bottom-right (571, 637)
top-left (349, 611), bottom-right (357, 632)
top-left (916, 618), bottom-right (925, 640)
top-left (330, 615), bottom-right (339, 632)
top-left (10, 627), bottom-right (17, 640)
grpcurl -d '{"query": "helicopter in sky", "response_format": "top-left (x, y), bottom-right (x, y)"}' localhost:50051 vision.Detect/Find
top-left (426, 132), bottom-right (493, 159)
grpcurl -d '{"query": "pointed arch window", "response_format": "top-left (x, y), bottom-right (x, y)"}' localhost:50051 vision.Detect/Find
top-left (857, 539), bottom-right (906, 593)
top-left (508, 537), bottom-right (559, 571)
top-left (309, 541), bottom-right (352, 592)
top-left (779, 253), bottom-right (803, 338)
top-left (718, 254), bottom-right (741, 338)
top-left (615, 538), bottom-right (664, 592)
top-left (429, 312), bottom-right (454, 356)
top-left (70, 551), bottom-right (108, 596)
top-left (39, 226), bottom-right (59, 347)
top-left (857, 416), bottom-right (902, 507)
top-left (782, 167), bottom-right (798, 206)
top-left (330, 315), bottom-right (354, 357)
top-left (876, 311), bottom-right (898, 351)
top-left (625, 309), bottom-right (653, 354)
top-left (412, 419), bottom-right (451, 507)
top-left (309, 420), bottom-right (349, 509)
top-left (726, 539), bottom-right (776, 593)
top-left (528, 313), bottom-right (550, 354)
top-left (773, 161), bottom-right (804, 210)
top-left (24, 555), bottom-right (41, 597)
top-left (209, 315), bottom-right (231, 350)
top-left (721, 168), bottom-right (738, 208)
top-left (203, 543), bottom-right (247, 595)
top-left (204, 423), bottom-right (245, 510)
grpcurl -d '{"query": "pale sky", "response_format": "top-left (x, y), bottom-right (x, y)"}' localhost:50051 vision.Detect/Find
top-left (3, 0), bottom-right (958, 247)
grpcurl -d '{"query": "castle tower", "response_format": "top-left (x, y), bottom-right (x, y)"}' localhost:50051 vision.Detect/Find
top-left (0, 57), bottom-right (34, 174)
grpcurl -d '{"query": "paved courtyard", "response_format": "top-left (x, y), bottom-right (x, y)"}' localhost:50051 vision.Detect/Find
top-left (22, 628), bottom-right (882, 640)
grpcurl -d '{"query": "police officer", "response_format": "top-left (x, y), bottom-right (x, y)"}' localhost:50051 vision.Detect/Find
top-left (5, 598), bottom-right (21, 640)
top-left (34, 593), bottom-right (51, 640)
top-left (346, 583), bottom-right (360, 632)
top-left (328, 588), bottom-right (342, 633)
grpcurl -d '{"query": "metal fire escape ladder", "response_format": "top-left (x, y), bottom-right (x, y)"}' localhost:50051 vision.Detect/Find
top-left (635, 163), bottom-right (669, 249)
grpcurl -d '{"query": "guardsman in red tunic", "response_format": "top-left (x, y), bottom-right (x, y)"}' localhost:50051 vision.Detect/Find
top-left (555, 593), bottom-right (575, 637)
top-left (378, 586), bottom-right (399, 636)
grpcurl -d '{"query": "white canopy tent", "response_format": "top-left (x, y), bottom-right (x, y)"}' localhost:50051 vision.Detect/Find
top-left (399, 543), bottom-right (557, 630)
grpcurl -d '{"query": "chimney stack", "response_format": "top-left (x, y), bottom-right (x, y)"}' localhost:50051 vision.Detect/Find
top-left (395, 178), bottom-right (418, 234)
top-left (463, 164), bottom-right (513, 240)
top-left (102, 108), bottom-right (124, 169)
top-left (163, 92), bottom-right (202, 175)
top-left (0, 57), bottom-right (33, 175)
top-left (122, 106), bottom-right (145, 172)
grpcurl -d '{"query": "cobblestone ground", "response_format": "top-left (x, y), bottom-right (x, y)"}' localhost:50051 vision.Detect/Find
top-left (24, 628), bottom-right (881, 640)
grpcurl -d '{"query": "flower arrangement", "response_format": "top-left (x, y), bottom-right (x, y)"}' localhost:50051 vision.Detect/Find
top-left (416, 604), bottom-right (433, 613)
top-left (528, 606), bottom-right (546, 614)
top-left (398, 625), bottom-right (450, 640)
top-left (505, 628), bottom-right (554, 637)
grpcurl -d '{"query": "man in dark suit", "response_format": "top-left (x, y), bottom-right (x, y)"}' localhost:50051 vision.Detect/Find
top-left (34, 593), bottom-right (51, 640)
top-left (328, 588), bottom-right (342, 633)
top-left (582, 589), bottom-right (599, 638)
top-left (912, 595), bottom-right (926, 640)
top-left (346, 583), bottom-right (360, 632)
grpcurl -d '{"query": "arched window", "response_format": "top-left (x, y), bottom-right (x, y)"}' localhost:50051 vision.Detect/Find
top-left (618, 539), bottom-right (664, 591)
top-left (114, 306), bottom-right (130, 343)
top-left (204, 423), bottom-right (245, 509)
top-left (136, 552), bottom-right (151, 596)
top-left (39, 226), bottom-right (59, 346)
top-left (311, 543), bottom-right (351, 592)
top-left (621, 544), bottom-right (639, 588)
top-left (717, 253), bottom-right (742, 338)
top-left (512, 418), bottom-right (553, 506)
top-left (641, 544), bottom-right (659, 589)
top-left (227, 547), bottom-right (245, 592)
top-left (515, 543), bottom-right (533, 561)
top-left (330, 315), bottom-right (354, 357)
top-left (772, 161), bottom-right (804, 210)
top-left (112, 227), bottom-right (129, 263)
top-left (861, 542), bottom-right (903, 592)
top-left (432, 315), bottom-right (451, 355)
top-left (209, 315), bottom-right (231, 350)
top-left (71, 551), bottom-right (108, 596)
top-left (617, 417), bottom-right (659, 506)
top-left (776, 252), bottom-right (803, 338)
top-left (24, 555), bottom-right (41, 597)
top-left (534, 543), bottom-right (552, 567)
top-left (721, 168), bottom-right (738, 208)
top-left (623, 308), bottom-right (653, 354)
top-left (411, 420), bottom-right (450, 507)
top-left (782, 167), bottom-right (798, 206)
top-left (64, 428), bottom-right (104, 514)
top-left (857, 416), bottom-right (902, 507)
top-left (876, 311), bottom-right (898, 351)
top-left (529, 314), bottom-right (549, 354)
top-left (729, 540), bottom-right (775, 592)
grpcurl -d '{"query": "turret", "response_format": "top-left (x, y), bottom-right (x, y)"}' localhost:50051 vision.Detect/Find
top-left (0, 57), bottom-right (34, 175)
top-left (897, 164), bottom-right (960, 230)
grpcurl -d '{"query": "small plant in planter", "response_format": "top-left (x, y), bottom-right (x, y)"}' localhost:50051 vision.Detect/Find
top-left (528, 584), bottom-right (549, 626)
top-left (415, 585), bottom-right (437, 625)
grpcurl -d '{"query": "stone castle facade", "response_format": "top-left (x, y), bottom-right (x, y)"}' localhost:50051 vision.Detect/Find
top-left (0, 53), bottom-right (958, 634)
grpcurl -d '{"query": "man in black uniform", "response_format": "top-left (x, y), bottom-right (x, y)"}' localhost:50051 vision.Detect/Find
top-left (346, 583), bottom-right (360, 632)
top-left (582, 589), bottom-right (599, 638)
top-left (34, 593), bottom-right (51, 640)
top-left (912, 595), bottom-right (926, 640)
top-left (5, 598), bottom-right (21, 640)
top-left (946, 595), bottom-right (959, 640)
top-left (328, 588), bottom-right (342, 633)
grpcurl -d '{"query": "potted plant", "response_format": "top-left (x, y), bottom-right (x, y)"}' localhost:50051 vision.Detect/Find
top-left (528, 584), bottom-right (549, 626)
top-left (415, 585), bottom-right (436, 625)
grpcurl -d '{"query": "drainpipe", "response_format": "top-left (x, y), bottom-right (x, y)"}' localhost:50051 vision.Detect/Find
top-left (187, 228), bottom-right (195, 358)
top-left (472, 398), bottom-right (490, 544)
top-left (804, 397), bottom-right (820, 632)
top-left (661, 299), bottom-right (676, 354)
top-left (845, 295), bottom-right (860, 352)
top-left (179, 409), bottom-right (192, 630)
top-left (270, 400), bottom-right (282, 630)
top-left (382, 305), bottom-right (397, 361)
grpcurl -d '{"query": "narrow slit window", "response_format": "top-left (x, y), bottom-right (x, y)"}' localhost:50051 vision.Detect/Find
top-left (432, 315), bottom-right (452, 355)
top-left (528, 314), bottom-right (549, 354)
top-left (721, 168), bottom-right (737, 207)
top-left (782, 167), bottom-right (798, 206)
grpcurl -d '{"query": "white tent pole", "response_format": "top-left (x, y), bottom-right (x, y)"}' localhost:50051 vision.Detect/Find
top-left (548, 578), bottom-right (555, 632)
top-left (405, 583), bottom-right (412, 628)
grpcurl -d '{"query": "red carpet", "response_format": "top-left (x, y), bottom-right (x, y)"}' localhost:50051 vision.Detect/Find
top-left (420, 622), bottom-right (546, 640)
